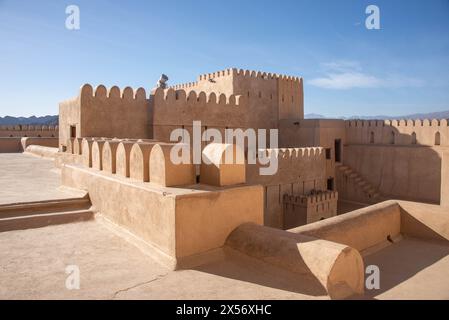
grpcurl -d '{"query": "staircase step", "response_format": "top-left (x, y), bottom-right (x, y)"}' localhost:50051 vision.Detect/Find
top-left (0, 197), bottom-right (91, 219)
top-left (339, 164), bottom-right (382, 202)
top-left (0, 209), bottom-right (94, 233)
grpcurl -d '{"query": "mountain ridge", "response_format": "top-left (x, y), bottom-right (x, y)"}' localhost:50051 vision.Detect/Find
top-left (305, 110), bottom-right (449, 120)
top-left (1, 110), bottom-right (448, 126)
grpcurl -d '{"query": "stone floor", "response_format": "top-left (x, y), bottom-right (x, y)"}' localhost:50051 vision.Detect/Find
top-left (0, 153), bottom-right (84, 204)
top-left (363, 237), bottom-right (449, 300)
top-left (0, 220), bottom-right (327, 300)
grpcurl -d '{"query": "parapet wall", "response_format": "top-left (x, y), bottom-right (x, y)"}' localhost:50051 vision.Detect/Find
top-left (0, 125), bottom-right (58, 138)
top-left (80, 84), bottom-right (151, 139)
top-left (345, 119), bottom-right (449, 146)
top-left (152, 87), bottom-right (248, 142)
top-left (284, 190), bottom-right (338, 206)
top-left (246, 147), bottom-right (327, 228)
top-left (59, 84), bottom-right (152, 150)
top-left (343, 144), bottom-right (442, 204)
top-left (283, 191), bottom-right (338, 228)
top-left (170, 68), bottom-right (304, 124)
top-left (246, 147), bottom-right (326, 186)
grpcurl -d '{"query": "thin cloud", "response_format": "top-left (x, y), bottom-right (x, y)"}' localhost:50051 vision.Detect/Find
top-left (309, 61), bottom-right (424, 90)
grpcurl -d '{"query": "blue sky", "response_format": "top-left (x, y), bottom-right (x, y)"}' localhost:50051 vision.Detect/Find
top-left (0, 0), bottom-right (448, 117)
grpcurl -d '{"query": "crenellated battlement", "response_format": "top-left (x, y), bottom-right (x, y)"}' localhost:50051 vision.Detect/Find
top-left (260, 147), bottom-right (323, 160)
top-left (79, 83), bottom-right (148, 102)
top-left (283, 190), bottom-right (338, 206)
top-left (170, 82), bottom-right (200, 90)
top-left (152, 87), bottom-right (248, 134)
top-left (154, 87), bottom-right (244, 106)
top-left (0, 125), bottom-right (58, 131)
top-left (170, 68), bottom-right (302, 92)
top-left (345, 118), bottom-right (449, 146)
top-left (198, 68), bottom-right (302, 82)
top-left (345, 118), bottom-right (449, 128)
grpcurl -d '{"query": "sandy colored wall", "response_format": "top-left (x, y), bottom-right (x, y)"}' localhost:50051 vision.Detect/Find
top-left (441, 151), bottom-right (449, 208)
top-left (277, 76), bottom-right (303, 120)
top-left (278, 119), bottom-right (346, 181)
top-left (343, 145), bottom-right (441, 204)
top-left (61, 163), bottom-right (264, 266)
top-left (0, 137), bottom-right (22, 152)
top-left (290, 201), bottom-right (402, 252)
top-left (59, 84), bottom-right (151, 149)
top-left (231, 70), bottom-right (279, 128)
top-left (290, 200), bottom-right (449, 251)
top-left (24, 145), bottom-right (58, 159)
top-left (226, 223), bottom-right (364, 299)
top-left (21, 137), bottom-right (59, 150)
top-left (59, 95), bottom-right (80, 151)
top-left (175, 185), bottom-right (263, 258)
top-left (62, 164), bottom-right (177, 264)
top-left (79, 84), bottom-right (151, 139)
top-left (246, 147), bottom-right (327, 228)
top-left (345, 119), bottom-right (449, 146)
top-left (283, 191), bottom-right (338, 228)
top-left (170, 68), bottom-right (304, 130)
top-left (0, 125), bottom-right (58, 138)
top-left (152, 87), bottom-right (247, 142)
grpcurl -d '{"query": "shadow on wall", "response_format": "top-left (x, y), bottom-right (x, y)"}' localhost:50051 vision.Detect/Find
top-left (362, 204), bottom-right (449, 298)
top-left (192, 247), bottom-right (328, 297)
top-left (342, 119), bottom-right (445, 205)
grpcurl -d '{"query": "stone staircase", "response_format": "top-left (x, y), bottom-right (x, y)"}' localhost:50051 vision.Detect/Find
top-left (0, 196), bottom-right (94, 232)
top-left (336, 163), bottom-right (382, 203)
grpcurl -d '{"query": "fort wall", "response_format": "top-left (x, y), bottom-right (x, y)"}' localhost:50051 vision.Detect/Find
top-left (0, 125), bottom-right (58, 138)
top-left (60, 152), bottom-right (263, 266)
top-left (246, 147), bottom-right (327, 228)
top-left (170, 68), bottom-right (304, 127)
top-left (59, 84), bottom-right (152, 151)
top-left (80, 84), bottom-right (151, 139)
top-left (152, 87), bottom-right (247, 142)
top-left (59, 96), bottom-right (80, 151)
top-left (343, 144), bottom-right (441, 204)
top-left (283, 190), bottom-right (338, 228)
top-left (345, 119), bottom-right (449, 146)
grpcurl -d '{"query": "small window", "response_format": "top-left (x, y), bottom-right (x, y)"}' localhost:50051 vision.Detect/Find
top-left (70, 125), bottom-right (77, 138)
top-left (325, 148), bottom-right (331, 159)
top-left (370, 132), bottom-right (374, 144)
top-left (435, 132), bottom-right (441, 146)
top-left (411, 132), bottom-right (417, 144)
top-left (327, 178), bottom-right (334, 191)
top-left (390, 131), bottom-right (395, 144)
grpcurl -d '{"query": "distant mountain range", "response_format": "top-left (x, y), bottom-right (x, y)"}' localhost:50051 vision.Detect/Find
top-left (1, 110), bottom-right (448, 126)
top-left (305, 110), bottom-right (449, 120)
top-left (0, 115), bottom-right (58, 126)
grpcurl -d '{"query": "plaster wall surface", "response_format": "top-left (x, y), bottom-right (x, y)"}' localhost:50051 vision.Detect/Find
top-left (61, 163), bottom-right (263, 265)
top-left (343, 145), bottom-right (442, 204)
top-left (0, 125), bottom-right (58, 138)
top-left (246, 147), bottom-right (327, 228)
top-left (345, 119), bottom-right (449, 146)
top-left (442, 150), bottom-right (449, 208)
top-left (59, 96), bottom-right (80, 150)
top-left (0, 137), bottom-right (22, 153)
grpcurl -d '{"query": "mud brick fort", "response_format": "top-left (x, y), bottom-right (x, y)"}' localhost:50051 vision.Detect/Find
top-left (1, 68), bottom-right (449, 299)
